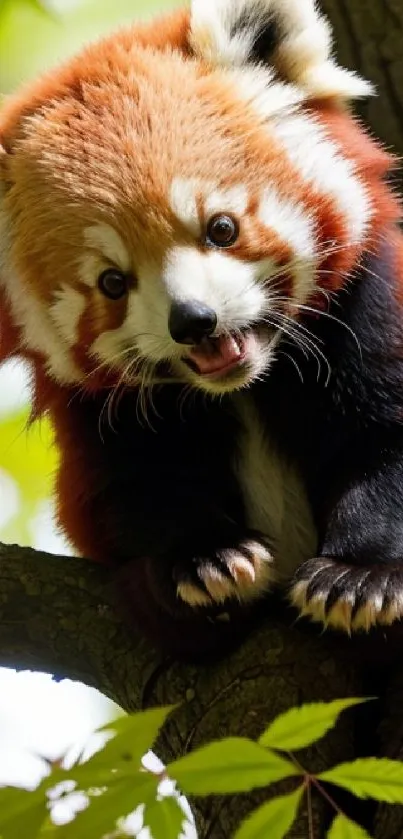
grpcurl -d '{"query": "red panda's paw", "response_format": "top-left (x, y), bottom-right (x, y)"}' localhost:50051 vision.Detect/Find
top-left (175, 538), bottom-right (275, 609)
top-left (289, 557), bottom-right (403, 633)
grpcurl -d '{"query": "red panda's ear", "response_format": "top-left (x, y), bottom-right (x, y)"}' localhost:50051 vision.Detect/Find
top-left (189, 0), bottom-right (373, 104)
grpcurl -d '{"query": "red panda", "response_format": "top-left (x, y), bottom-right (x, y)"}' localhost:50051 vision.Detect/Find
top-left (0, 0), bottom-right (402, 656)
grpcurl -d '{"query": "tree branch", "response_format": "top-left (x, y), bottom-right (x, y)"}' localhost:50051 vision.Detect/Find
top-left (0, 540), bottom-right (370, 837)
top-left (0, 542), bottom-right (142, 704)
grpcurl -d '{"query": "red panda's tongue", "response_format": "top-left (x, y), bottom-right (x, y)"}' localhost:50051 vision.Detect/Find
top-left (187, 335), bottom-right (243, 376)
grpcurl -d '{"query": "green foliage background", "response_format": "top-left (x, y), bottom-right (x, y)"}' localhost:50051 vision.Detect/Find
top-left (0, 0), bottom-right (177, 549)
top-left (0, 0), bottom-right (178, 93)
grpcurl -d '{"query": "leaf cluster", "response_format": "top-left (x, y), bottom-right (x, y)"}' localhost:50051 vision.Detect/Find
top-left (1, 697), bottom-right (402, 838)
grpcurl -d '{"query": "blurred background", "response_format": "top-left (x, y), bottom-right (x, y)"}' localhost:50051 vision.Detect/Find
top-left (0, 0), bottom-right (182, 828)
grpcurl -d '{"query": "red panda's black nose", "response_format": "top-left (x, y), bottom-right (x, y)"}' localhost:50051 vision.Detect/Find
top-left (169, 300), bottom-right (218, 345)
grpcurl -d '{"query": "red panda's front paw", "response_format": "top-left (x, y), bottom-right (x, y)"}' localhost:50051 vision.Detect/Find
top-left (289, 557), bottom-right (403, 633)
top-left (174, 539), bottom-right (275, 609)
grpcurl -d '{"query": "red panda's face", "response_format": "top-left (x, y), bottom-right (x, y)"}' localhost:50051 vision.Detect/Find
top-left (0, 0), bottom-right (386, 396)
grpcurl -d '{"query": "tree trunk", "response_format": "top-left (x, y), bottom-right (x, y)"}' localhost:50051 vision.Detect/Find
top-left (1, 2), bottom-right (403, 837)
top-left (321, 0), bottom-right (403, 188)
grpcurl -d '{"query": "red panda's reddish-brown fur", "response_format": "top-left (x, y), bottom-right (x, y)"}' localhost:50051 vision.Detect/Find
top-left (1, 0), bottom-right (403, 654)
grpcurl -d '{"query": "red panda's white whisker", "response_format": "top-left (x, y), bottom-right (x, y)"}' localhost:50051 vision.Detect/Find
top-left (288, 302), bottom-right (362, 360)
top-left (264, 309), bottom-right (332, 385)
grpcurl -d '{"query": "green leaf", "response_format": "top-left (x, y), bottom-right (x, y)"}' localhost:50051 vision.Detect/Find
top-left (319, 758), bottom-right (403, 803)
top-left (233, 787), bottom-right (304, 839)
top-left (0, 785), bottom-right (48, 839)
top-left (57, 775), bottom-right (158, 839)
top-left (327, 814), bottom-right (374, 838)
top-left (168, 738), bottom-right (299, 795)
top-left (69, 707), bottom-right (175, 787)
top-left (259, 698), bottom-right (369, 752)
top-left (143, 796), bottom-right (185, 839)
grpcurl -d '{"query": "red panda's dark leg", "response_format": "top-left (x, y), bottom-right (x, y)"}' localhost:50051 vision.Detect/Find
top-left (265, 232), bottom-right (403, 634)
top-left (290, 430), bottom-right (403, 633)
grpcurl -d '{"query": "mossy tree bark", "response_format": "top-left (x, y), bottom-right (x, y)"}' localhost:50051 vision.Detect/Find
top-left (1, 2), bottom-right (403, 837)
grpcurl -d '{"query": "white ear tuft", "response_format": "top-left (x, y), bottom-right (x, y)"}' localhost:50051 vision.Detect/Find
top-left (297, 63), bottom-right (374, 101)
top-left (190, 0), bottom-right (277, 67)
top-left (190, 0), bottom-right (374, 102)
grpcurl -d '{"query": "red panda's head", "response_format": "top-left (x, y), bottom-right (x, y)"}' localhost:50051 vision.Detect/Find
top-left (0, 0), bottom-right (398, 396)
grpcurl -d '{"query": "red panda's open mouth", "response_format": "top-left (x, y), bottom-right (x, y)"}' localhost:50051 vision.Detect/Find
top-left (183, 331), bottom-right (258, 378)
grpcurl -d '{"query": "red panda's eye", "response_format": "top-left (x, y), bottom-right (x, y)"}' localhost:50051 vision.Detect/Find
top-left (98, 269), bottom-right (128, 300)
top-left (206, 214), bottom-right (239, 248)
